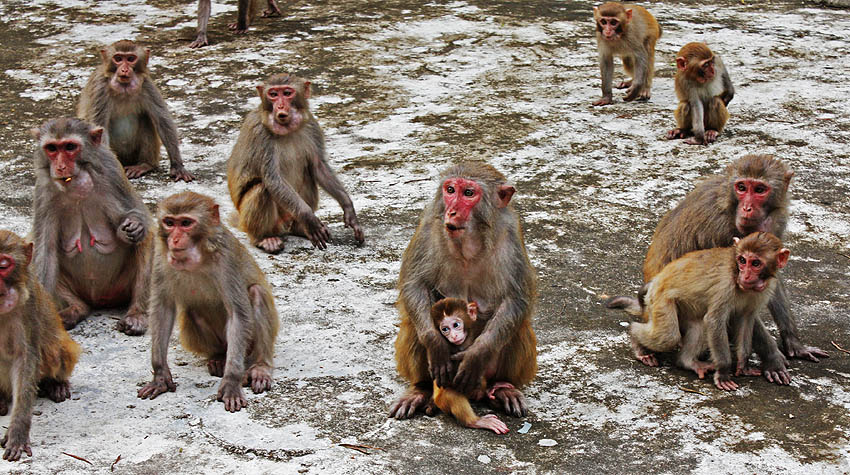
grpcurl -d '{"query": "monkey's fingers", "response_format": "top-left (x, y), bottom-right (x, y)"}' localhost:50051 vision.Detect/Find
top-left (787, 343), bottom-right (829, 362)
top-left (763, 369), bottom-right (791, 386)
top-left (2, 443), bottom-right (32, 461)
top-left (189, 34), bottom-right (209, 49)
top-left (171, 167), bottom-right (195, 183)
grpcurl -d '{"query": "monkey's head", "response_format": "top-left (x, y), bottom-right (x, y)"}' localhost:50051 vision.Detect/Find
top-left (594, 2), bottom-right (631, 41)
top-left (725, 154), bottom-right (794, 235)
top-left (431, 298), bottom-right (478, 346)
top-left (0, 230), bottom-right (32, 315)
top-left (733, 232), bottom-right (789, 292)
top-left (157, 191), bottom-right (221, 272)
top-left (676, 43), bottom-right (716, 83)
top-left (102, 40), bottom-right (149, 95)
top-left (257, 73), bottom-right (312, 136)
top-left (32, 118), bottom-right (104, 190)
top-left (437, 163), bottom-right (515, 241)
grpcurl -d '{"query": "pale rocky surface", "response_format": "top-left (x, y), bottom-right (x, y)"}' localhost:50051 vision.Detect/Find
top-left (0, 0), bottom-right (848, 473)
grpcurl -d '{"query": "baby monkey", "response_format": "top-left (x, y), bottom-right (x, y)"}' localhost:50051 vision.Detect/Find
top-left (430, 298), bottom-right (510, 434)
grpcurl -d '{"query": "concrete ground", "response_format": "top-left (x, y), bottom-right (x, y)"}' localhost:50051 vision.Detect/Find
top-left (0, 0), bottom-right (848, 473)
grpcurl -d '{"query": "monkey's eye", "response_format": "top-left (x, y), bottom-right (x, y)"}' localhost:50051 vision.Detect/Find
top-left (751, 259), bottom-right (761, 268)
top-left (463, 188), bottom-right (475, 197)
top-left (736, 183), bottom-right (747, 192)
top-left (738, 256), bottom-right (746, 265)
top-left (0, 258), bottom-right (9, 269)
top-left (45, 144), bottom-right (57, 153)
top-left (64, 143), bottom-right (77, 152)
top-left (446, 185), bottom-right (455, 194)
top-left (163, 218), bottom-right (175, 228)
top-left (180, 219), bottom-right (193, 228)
top-left (600, 19), bottom-right (607, 25)
top-left (127, 55), bottom-right (137, 63)
top-left (283, 89), bottom-right (293, 97)
top-left (609, 20), bottom-right (618, 27)
top-left (754, 185), bottom-right (767, 194)
top-left (441, 327), bottom-right (449, 333)
top-left (452, 322), bottom-right (461, 329)
top-left (269, 90), bottom-right (278, 98)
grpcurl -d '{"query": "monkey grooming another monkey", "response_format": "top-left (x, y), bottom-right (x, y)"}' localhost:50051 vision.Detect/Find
top-left (430, 298), bottom-right (509, 434)
top-left (389, 163), bottom-right (537, 421)
top-left (32, 118), bottom-right (152, 335)
top-left (191, 0), bottom-right (282, 48)
top-left (78, 40), bottom-right (194, 181)
top-left (607, 154), bottom-right (826, 366)
top-left (0, 230), bottom-right (80, 461)
top-left (630, 232), bottom-right (790, 391)
top-left (666, 42), bottom-right (735, 145)
top-left (592, 2), bottom-right (661, 106)
top-left (138, 192), bottom-right (279, 413)
top-left (227, 73), bottom-right (364, 253)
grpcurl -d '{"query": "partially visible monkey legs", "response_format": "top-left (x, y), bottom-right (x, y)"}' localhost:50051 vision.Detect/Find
top-left (667, 98), bottom-right (729, 143)
top-left (237, 185), bottom-right (291, 253)
top-left (432, 382), bottom-right (509, 434)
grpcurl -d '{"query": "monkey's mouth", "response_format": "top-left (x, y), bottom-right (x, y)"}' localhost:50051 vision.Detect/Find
top-left (739, 281), bottom-right (767, 292)
top-left (55, 176), bottom-right (74, 183)
top-left (446, 224), bottom-right (465, 232)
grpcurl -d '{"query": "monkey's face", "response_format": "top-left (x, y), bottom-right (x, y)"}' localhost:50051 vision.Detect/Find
top-left (108, 52), bottom-right (143, 94)
top-left (260, 85), bottom-right (304, 136)
top-left (42, 136), bottom-right (83, 181)
top-left (438, 314), bottom-right (468, 346)
top-left (596, 15), bottom-right (624, 41)
top-left (733, 178), bottom-right (771, 233)
top-left (161, 214), bottom-right (203, 271)
top-left (735, 251), bottom-right (768, 292)
top-left (0, 252), bottom-right (23, 314)
top-left (697, 58), bottom-right (716, 83)
top-left (441, 177), bottom-right (482, 238)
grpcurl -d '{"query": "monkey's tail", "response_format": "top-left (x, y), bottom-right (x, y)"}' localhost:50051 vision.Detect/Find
top-left (604, 296), bottom-right (642, 316)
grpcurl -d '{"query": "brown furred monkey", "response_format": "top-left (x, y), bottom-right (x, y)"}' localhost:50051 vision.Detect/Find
top-left (607, 154), bottom-right (827, 365)
top-left (138, 192), bottom-right (279, 413)
top-left (630, 232), bottom-right (790, 391)
top-left (0, 230), bottom-right (80, 461)
top-left (666, 42), bottom-right (735, 145)
top-left (191, 0), bottom-right (282, 48)
top-left (431, 298), bottom-right (509, 434)
top-left (389, 163), bottom-right (537, 420)
top-left (77, 40), bottom-right (194, 181)
top-left (31, 118), bottom-right (153, 335)
top-left (592, 2), bottom-right (661, 106)
top-left (227, 73), bottom-right (364, 253)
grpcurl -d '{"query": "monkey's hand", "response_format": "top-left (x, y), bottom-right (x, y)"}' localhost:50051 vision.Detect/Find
top-left (452, 345), bottom-right (489, 395)
top-left (782, 336), bottom-right (829, 362)
top-left (189, 33), bottom-right (209, 49)
top-left (118, 216), bottom-right (147, 244)
top-left (623, 84), bottom-right (649, 102)
top-left (426, 333), bottom-right (453, 388)
top-left (713, 371), bottom-right (739, 391)
top-left (592, 95), bottom-right (613, 106)
top-left (138, 372), bottom-right (177, 400)
top-left (343, 206), bottom-right (365, 245)
top-left (299, 210), bottom-right (330, 250)
top-left (761, 354), bottom-right (791, 386)
top-left (170, 165), bottom-right (195, 183)
top-left (1, 433), bottom-right (32, 461)
top-left (217, 380), bottom-right (248, 412)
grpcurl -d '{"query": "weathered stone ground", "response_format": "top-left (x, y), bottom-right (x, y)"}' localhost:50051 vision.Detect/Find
top-left (0, 0), bottom-right (848, 473)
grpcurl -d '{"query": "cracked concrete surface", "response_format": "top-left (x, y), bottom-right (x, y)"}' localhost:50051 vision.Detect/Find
top-left (0, 0), bottom-right (848, 473)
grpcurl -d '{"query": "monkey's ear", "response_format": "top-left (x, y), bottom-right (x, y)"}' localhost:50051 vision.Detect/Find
top-left (90, 127), bottom-right (104, 146)
top-left (467, 301), bottom-right (478, 321)
top-left (676, 57), bottom-right (687, 71)
top-left (303, 81), bottom-right (312, 99)
top-left (209, 204), bottom-right (221, 226)
top-left (100, 48), bottom-right (109, 63)
top-left (625, 9), bottom-right (633, 21)
top-left (776, 249), bottom-right (790, 270)
top-left (24, 242), bottom-right (33, 266)
top-left (30, 128), bottom-right (41, 140)
top-left (593, 6), bottom-right (598, 15)
top-left (144, 48), bottom-right (151, 59)
top-left (256, 85), bottom-right (265, 99)
top-left (497, 185), bottom-right (516, 208)
top-left (783, 170), bottom-right (794, 191)
top-left (732, 237), bottom-right (741, 245)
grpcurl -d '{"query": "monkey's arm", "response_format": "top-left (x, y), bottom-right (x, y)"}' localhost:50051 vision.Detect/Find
top-left (217, 282), bottom-right (254, 412)
top-left (32, 191), bottom-right (60, 292)
top-left (138, 281), bottom-right (177, 400)
top-left (623, 53), bottom-right (649, 102)
top-left (310, 140), bottom-right (364, 244)
top-left (593, 52), bottom-right (615, 106)
top-left (767, 278), bottom-right (828, 362)
top-left (190, 0), bottom-right (211, 48)
top-left (685, 93), bottom-right (707, 144)
top-left (719, 59), bottom-right (734, 106)
top-left (400, 276), bottom-right (453, 388)
top-left (704, 305), bottom-right (736, 390)
top-left (142, 81), bottom-right (193, 182)
top-left (751, 315), bottom-right (791, 385)
top-left (2, 352), bottom-right (38, 460)
top-left (260, 150), bottom-right (330, 249)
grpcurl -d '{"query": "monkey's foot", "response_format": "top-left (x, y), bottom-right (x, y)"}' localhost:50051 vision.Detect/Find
top-left (1, 435), bottom-right (32, 462)
top-left (207, 357), bottom-right (226, 377)
top-left (247, 365), bottom-right (273, 394)
top-left (690, 360), bottom-right (716, 379)
top-left (257, 236), bottom-right (285, 253)
top-left (138, 373), bottom-right (177, 400)
top-left (263, 0), bottom-right (282, 17)
top-left (489, 386), bottom-right (528, 417)
top-left (388, 389), bottom-right (430, 419)
top-left (470, 414), bottom-right (509, 434)
top-left (735, 364), bottom-right (762, 377)
top-left (39, 379), bottom-right (71, 403)
top-left (761, 356), bottom-right (791, 386)
top-left (714, 373), bottom-right (739, 391)
top-left (666, 128), bottom-right (690, 140)
top-left (486, 381), bottom-right (516, 400)
top-left (783, 337), bottom-right (829, 362)
top-left (228, 23), bottom-right (249, 34)
top-left (217, 382), bottom-right (248, 412)
top-left (623, 86), bottom-right (649, 102)
top-left (118, 310), bottom-right (148, 336)
top-left (124, 163), bottom-right (154, 179)
top-left (616, 79), bottom-right (632, 89)
top-left (170, 166), bottom-right (195, 183)
top-left (704, 130), bottom-right (720, 143)
top-left (635, 352), bottom-right (658, 367)
top-left (59, 305), bottom-right (89, 330)
top-left (684, 136), bottom-right (708, 146)
top-left (423, 399), bottom-right (440, 416)
top-left (592, 96), bottom-right (613, 106)
top-left (189, 33), bottom-right (209, 48)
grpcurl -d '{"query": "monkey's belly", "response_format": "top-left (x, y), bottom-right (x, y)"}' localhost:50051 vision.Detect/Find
top-left (109, 114), bottom-right (143, 161)
top-left (60, 245), bottom-right (135, 307)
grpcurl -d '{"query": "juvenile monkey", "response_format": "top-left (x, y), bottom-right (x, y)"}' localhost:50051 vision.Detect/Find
top-left (0, 230), bottom-right (80, 461)
top-left (227, 73), bottom-right (364, 253)
top-left (191, 0), bottom-right (282, 48)
top-left (430, 298), bottom-right (509, 434)
top-left (78, 40), bottom-right (193, 181)
top-left (592, 2), bottom-right (661, 106)
top-left (630, 232), bottom-right (789, 390)
top-left (32, 118), bottom-right (152, 335)
top-left (138, 192), bottom-right (279, 412)
top-left (666, 42), bottom-right (735, 145)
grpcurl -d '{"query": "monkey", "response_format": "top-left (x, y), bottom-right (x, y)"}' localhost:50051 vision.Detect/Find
top-left (31, 118), bottom-right (153, 336)
top-left (592, 2), bottom-right (661, 106)
top-left (138, 191), bottom-right (279, 413)
top-left (0, 230), bottom-right (81, 461)
top-left (430, 298), bottom-right (509, 434)
top-left (227, 73), bottom-right (364, 253)
top-left (190, 0), bottom-right (283, 48)
top-left (389, 162), bottom-right (538, 421)
top-left (607, 154), bottom-right (827, 366)
top-left (629, 232), bottom-right (790, 391)
top-left (77, 40), bottom-right (194, 182)
top-left (666, 42), bottom-right (735, 145)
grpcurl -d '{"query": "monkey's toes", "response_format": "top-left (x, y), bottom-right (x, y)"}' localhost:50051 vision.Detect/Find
top-left (476, 414), bottom-right (509, 434)
top-left (249, 372), bottom-right (273, 393)
top-left (118, 314), bottom-right (148, 336)
top-left (189, 36), bottom-right (209, 48)
top-left (257, 237), bottom-right (285, 253)
top-left (592, 97), bottom-right (613, 106)
top-left (207, 359), bottom-right (225, 377)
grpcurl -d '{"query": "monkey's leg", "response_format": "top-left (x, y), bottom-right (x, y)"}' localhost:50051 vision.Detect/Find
top-left (217, 309), bottom-right (253, 412)
top-left (702, 97), bottom-right (729, 143)
top-left (593, 53), bottom-right (615, 106)
top-left (618, 56), bottom-right (634, 89)
top-left (245, 285), bottom-right (275, 394)
top-left (433, 382), bottom-right (508, 434)
top-left (487, 320), bottom-right (536, 417)
top-left (124, 121), bottom-right (160, 179)
top-left (190, 0), bottom-right (211, 48)
top-left (676, 320), bottom-right (713, 379)
top-left (37, 332), bottom-right (79, 403)
top-left (117, 246), bottom-right (151, 336)
top-left (624, 54), bottom-right (650, 101)
top-left (229, 0), bottom-right (254, 32)
top-left (389, 318), bottom-right (432, 419)
top-left (2, 356), bottom-right (38, 461)
top-left (262, 0), bottom-right (282, 17)
top-left (768, 278), bottom-right (828, 362)
top-left (55, 279), bottom-right (90, 330)
top-left (238, 185), bottom-right (287, 253)
top-left (667, 102), bottom-right (693, 140)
